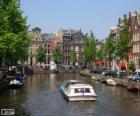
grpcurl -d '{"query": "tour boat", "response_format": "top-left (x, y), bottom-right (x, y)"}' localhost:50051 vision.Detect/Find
top-left (60, 80), bottom-right (97, 101)
top-left (106, 78), bottom-right (117, 86)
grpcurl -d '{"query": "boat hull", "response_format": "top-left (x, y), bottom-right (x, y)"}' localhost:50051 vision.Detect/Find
top-left (67, 96), bottom-right (96, 101)
top-left (9, 79), bottom-right (23, 89)
top-left (9, 83), bottom-right (23, 89)
top-left (106, 79), bottom-right (116, 86)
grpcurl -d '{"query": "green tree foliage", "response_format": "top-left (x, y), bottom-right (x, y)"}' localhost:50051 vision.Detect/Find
top-left (96, 48), bottom-right (104, 61)
top-left (53, 46), bottom-right (62, 64)
top-left (128, 61), bottom-right (135, 72)
top-left (105, 34), bottom-right (115, 68)
top-left (36, 45), bottom-right (46, 64)
top-left (0, 0), bottom-right (29, 66)
top-left (84, 31), bottom-right (96, 65)
top-left (96, 44), bottom-right (105, 60)
top-left (70, 48), bottom-right (77, 65)
top-left (116, 15), bottom-right (132, 61)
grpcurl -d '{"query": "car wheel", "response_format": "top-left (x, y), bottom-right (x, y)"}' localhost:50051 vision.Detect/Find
top-left (136, 79), bottom-right (140, 82)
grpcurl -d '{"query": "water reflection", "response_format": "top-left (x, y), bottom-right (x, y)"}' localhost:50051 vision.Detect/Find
top-left (49, 74), bottom-right (57, 91)
top-left (68, 102), bottom-right (96, 116)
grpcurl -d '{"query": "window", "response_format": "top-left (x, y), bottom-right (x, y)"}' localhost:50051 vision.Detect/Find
top-left (85, 88), bottom-right (91, 93)
top-left (75, 89), bottom-right (80, 93)
top-left (74, 88), bottom-right (91, 93)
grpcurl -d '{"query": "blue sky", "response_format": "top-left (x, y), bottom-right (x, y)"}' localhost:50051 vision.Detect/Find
top-left (21, 0), bottom-right (140, 39)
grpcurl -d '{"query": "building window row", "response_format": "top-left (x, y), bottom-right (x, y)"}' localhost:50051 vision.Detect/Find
top-left (133, 32), bottom-right (140, 41)
top-left (133, 44), bottom-right (140, 53)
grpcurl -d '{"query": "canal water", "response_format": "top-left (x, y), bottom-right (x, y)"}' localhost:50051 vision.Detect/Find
top-left (0, 73), bottom-right (140, 116)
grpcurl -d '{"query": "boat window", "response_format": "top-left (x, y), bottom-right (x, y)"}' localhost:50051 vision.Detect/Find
top-left (74, 89), bottom-right (81, 93)
top-left (85, 88), bottom-right (91, 93)
top-left (74, 88), bottom-right (91, 93)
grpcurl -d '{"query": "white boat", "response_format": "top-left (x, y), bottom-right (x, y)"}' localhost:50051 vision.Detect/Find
top-left (9, 79), bottom-right (23, 88)
top-left (8, 75), bottom-right (26, 88)
top-left (60, 80), bottom-right (97, 101)
top-left (106, 78), bottom-right (116, 86)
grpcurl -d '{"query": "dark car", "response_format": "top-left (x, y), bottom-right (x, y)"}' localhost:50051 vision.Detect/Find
top-left (102, 70), bottom-right (118, 77)
top-left (90, 68), bottom-right (102, 74)
top-left (90, 67), bottom-right (108, 74)
top-left (73, 65), bottom-right (86, 69)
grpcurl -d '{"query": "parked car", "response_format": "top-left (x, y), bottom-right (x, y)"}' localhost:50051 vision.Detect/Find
top-left (90, 68), bottom-right (102, 74)
top-left (73, 65), bottom-right (85, 69)
top-left (132, 70), bottom-right (140, 76)
top-left (43, 64), bottom-right (50, 70)
top-left (90, 67), bottom-right (108, 74)
top-left (128, 74), bottom-right (140, 82)
top-left (102, 70), bottom-right (118, 77)
top-left (9, 66), bottom-right (16, 71)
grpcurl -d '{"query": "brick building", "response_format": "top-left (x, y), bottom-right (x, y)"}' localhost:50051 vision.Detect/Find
top-left (57, 29), bottom-right (84, 65)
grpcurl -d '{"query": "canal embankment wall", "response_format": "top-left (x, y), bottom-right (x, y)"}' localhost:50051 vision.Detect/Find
top-left (80, 71), bottom-right (140, 91)
top-left (32, 68), bottom-right (82, 74)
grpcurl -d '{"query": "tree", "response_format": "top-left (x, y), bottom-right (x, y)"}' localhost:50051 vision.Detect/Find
top-left (128, 61), bottom-right (135, 73)
top-left (96, 44), bottom-right (105, 60)
top-left (84, 31), bottom-right (96, 67)
top-left (0, 0), bottom-right (29, 66)
top-left (105, 34), bottom-right (115, 68)
top-left (36, 45), bottom-right (46, 65)
top-left (53, 46), bottom-right (62, 64)
top-left (70, 48), bottom-right (77, 65)
top-left (116, 15), bottom-right (132, 61)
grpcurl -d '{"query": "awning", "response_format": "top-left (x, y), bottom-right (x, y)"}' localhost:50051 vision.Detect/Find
top-left (119, 62), bottom-right (126, 68)
top-left (95, 60), bottom-right (104, 64)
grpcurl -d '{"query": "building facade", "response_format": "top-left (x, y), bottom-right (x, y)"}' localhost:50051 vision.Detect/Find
top-left (27, 27), bottom-right (43, 67)
top-left (27, 28), bottom-right (84, 67)
top-left (42, 33), bottom-right (63, 64)
top-left (130, 11), bottom-right (140, 68)
top-left (57, 29), bottom-right (84, 65)
top-left (108, 11), bottom-right (140, 69)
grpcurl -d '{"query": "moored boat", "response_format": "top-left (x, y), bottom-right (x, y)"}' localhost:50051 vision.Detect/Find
top-left (106, 78), bottom-right (116, 86)
top-left (9, 79), bottom-right (23, 88)
top-left (8, 75), bottom-right (27, 88)
top-left (60, 80), bottom-right (97, 101)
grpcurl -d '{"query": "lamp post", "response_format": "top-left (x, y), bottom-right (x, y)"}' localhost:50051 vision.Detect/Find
top-left (138, 56), bottom-right (140, 69)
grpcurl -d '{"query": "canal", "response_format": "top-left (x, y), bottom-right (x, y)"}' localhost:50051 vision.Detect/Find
top-left (0, 73), bottom-right (140, 116)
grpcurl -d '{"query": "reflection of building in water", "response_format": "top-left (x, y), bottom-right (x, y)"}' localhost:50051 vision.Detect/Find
top-left (49, 74), bottom-right (57, 91)
top-left (9, 89), bottom-right (18, 102)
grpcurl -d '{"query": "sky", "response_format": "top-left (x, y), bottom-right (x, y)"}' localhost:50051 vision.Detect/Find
top-left (21, 0), bottom-right (140, 39)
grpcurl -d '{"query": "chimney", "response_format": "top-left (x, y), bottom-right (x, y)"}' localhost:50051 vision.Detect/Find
top-left (118, 18), bottom-right (121, 25)
top-left (129, 12), bottom-right (131, 18)
top-left (135, 10), bottom-right (137, 16)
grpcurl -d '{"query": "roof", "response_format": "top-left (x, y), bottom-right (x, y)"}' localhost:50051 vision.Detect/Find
top-left (32, 27), bottom-right (41, 32)
top-left (69, 84), bottom-right (93, 89)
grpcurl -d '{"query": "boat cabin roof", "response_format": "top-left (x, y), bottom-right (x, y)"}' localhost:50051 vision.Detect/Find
top-left (69, 84), bottom-right (93, 89)
top-left (65, 80), bottom-right (83, 85)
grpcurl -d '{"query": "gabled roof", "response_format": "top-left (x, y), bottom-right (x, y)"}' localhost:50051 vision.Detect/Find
top-left (32, 27), bottom-right (41, 32)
